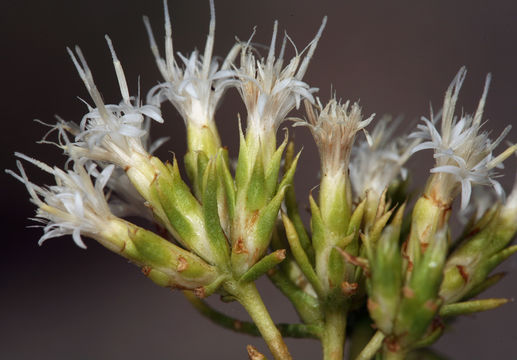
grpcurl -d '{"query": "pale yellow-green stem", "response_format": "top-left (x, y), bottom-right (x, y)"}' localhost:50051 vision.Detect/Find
top-left (354, 331), bottom-right (385, 360)
top-left (229, 281), bottom-right (292, 360)
top-left (321, 305), bottom-right (347, 360)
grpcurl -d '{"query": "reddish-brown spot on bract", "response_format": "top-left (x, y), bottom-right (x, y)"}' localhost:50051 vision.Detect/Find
top-left (177, 256), bottom-right (188, 272)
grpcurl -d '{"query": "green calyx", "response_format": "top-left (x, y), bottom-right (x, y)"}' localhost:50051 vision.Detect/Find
top-left (184, 150), bottom-right (209, 200)
top-left (392, 229), bottom-right (447, 349)
top-left (310, 184), bottom-right (365, 298)
top-left (367, 224), bottom-right (403, 334)
top-left (101, 218), bottom-right (219, 290)
top-left (406, 195), bottom-right (450, 266)
top-left (147, 156), bottom-right (230, 268)
top-left (230, 127), bottom-right (299, 276)
top-left (440, 203), bottom-right (517, 303)
top-left (186, 120), bottom-right (221, 158)
top-left (319, 171), bottom-right (351, 236)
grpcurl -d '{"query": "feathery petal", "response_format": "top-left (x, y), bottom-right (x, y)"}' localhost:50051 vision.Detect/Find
top-left (144, 0), bottom-right (240, 129)
top-left (349, 115), bottom-right (419, 199)
top-left (234, 18), bottom-right (327, 141)
top-left (297, 97), bottom-right (374, 177)
top-left (7, 155), bottom-right (114, 248)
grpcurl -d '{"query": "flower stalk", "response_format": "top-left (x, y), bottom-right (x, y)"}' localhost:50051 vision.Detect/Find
top-left (321, 304), bottom-right (348, 360)
top-left (354, 331), bottom-right (385, 360)
top-left (227, 281), bottom-right (293, 360)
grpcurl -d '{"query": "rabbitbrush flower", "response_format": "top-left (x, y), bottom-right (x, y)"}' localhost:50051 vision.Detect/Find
top-left (9, 1), bottom-right (517, 360)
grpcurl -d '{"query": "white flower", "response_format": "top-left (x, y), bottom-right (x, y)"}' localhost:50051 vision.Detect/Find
top-left (349, 115), bottom-right (419, 199)
top-left (93, 115), bottom-right (169, 220)
top-left (90, 165), bottom-right (149, 219)
top-left (410, 67), bottom-right (516, 210)
top-left (234, 18), bottom-right (327, 147)
top-left (297, 97), bottom-right (374, 177)
top-left (65, 36), bottom-right (163, 169)
top-left (38, 117), bottom-right (155, 221)
top-left (51, 109), bottom-right (168, 220)
top-left (7, 153), bottom-right (114, 249)
top-left (144, 0), bottom-right (239, 130)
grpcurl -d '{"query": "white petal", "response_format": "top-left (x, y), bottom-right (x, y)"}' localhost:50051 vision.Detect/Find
top-left (430, 165), bottom-right (463, 177)
top-left (139, 105), bottom-right (164, 123)
top-left (460, 179), bottom-right (472, 210)
top-left (411, 141), bottom-right (438, 154)
top-left (96, 165), bottom-right (115, 191)
top-left (120, 113), bottom-right (143, 124)
top-left (117, 125), bottom-right (146, 137)
top-left (72, 227), bottom-right (88, 249)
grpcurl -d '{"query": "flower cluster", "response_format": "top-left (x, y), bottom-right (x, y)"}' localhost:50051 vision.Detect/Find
top-left (9, 2), bottom-right (517, 360)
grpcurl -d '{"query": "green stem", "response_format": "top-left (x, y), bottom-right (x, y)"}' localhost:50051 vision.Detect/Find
top-left (183, 291), bottom-right (320, 338)
top-left (321, 306), bottom-right (347, 360)
top-left (355, 331), bottom-right (385, 360)
top-left (232, 282), bottom-right (292, 360)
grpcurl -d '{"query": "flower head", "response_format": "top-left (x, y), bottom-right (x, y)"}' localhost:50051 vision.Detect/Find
top-left (144, 0), bottom-right (239, 136)
top-left (7, 153), bottom-right (114, 249)
top-left (64, 37), bottom-right (163, 169)
top-left (349, 115), bottom-right (419, 199)
top-left (43, 114), bottom-right (166, 221)
top-left (299, 97), bottom-right (374, 177)
top-left (234, 18), bottom-right (326, 158)
top-left (8, 153), bottom-right (221, 291)
top-left (411, 67), bottom-right (516, 209)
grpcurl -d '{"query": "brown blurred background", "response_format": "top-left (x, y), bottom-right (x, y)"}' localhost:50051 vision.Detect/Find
top-left (2, 0), bottom-right (517, 358)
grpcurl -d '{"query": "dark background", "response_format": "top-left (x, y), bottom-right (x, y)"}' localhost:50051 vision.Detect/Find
top-left (3, 0), bottom-right (517, 358)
